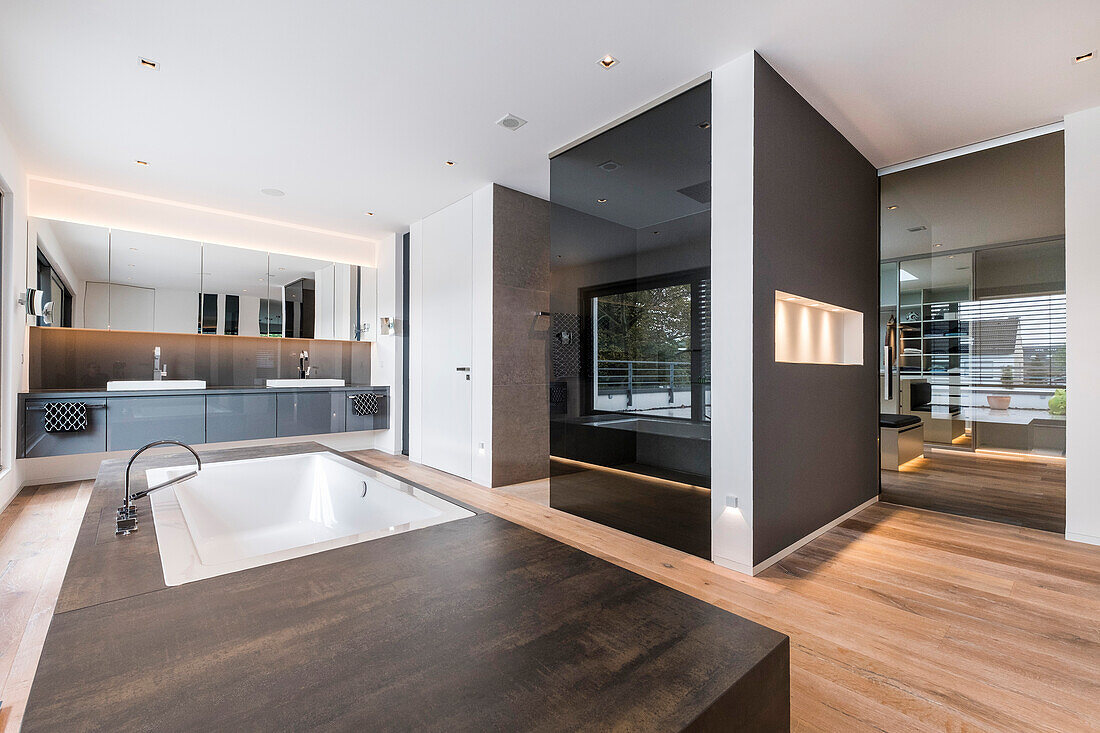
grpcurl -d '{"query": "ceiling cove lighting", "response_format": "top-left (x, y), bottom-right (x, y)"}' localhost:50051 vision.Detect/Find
top-left (1074, 51), bottom-right (1094, 63)
top-left (598, 55), bottom-right (618, 69)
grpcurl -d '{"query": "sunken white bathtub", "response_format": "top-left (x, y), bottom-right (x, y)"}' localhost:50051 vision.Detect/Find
top-left (147, 451), bottom-right (474, 586)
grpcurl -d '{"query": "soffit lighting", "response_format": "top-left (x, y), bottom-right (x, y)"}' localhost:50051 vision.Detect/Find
top-left (1074, 51), bottom-right (1094, 63)
top-left (774, 290), bottom-right (857, 314)
top-left (598, 55), bottom-right (618, 69)
top-left (139, 57), bottom-right (158, 70)
top-left (261, 188), bottom-right (285, 196)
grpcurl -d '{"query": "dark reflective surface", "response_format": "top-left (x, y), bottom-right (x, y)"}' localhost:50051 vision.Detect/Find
top-left (549, 82), bottom-right (711, 558)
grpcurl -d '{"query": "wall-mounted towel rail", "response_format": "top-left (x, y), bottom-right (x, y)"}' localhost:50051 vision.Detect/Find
top-left (27, 403), bottom-right (107, 411)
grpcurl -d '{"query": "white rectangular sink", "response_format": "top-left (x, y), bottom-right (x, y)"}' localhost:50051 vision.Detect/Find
top-left (106, 380), bottom-right (207, 391)
top-left (148, 451), bottom-right (474, 585)
top-left (265, 378), bottom-right (346, 387)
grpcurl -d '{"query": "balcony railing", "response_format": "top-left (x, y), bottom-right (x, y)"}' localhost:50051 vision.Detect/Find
top-left (596, 359), bottom-right (694, 401)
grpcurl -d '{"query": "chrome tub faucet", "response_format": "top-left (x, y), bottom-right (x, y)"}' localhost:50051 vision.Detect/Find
top-left (116, 440), bottom-right (202, 535)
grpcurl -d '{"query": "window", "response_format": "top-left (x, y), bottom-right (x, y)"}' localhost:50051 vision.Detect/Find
top-left (583, 269), bottom-right (710, 421)
top-left (36, 246), bottom-right (73, 327)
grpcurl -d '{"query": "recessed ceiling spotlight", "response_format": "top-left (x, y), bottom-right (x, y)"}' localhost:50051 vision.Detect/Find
top-left (139, 57), bottom-right (159, 70)
top-left (907, 225), bottom-right (927, 232)
top-left (261, 188), bottom-right (285, 196)
top-left (697, 121), bottom-right (711, 129)
top-left (129, 247), bottom-right (138, 251)
top-left (444, 161), bottom-right (455, 167)
top-left (496, 114), bottom-right (528, 131)
top-left (887, 205), bottom-right (899, 210)
top-left (278, 266), bottom-right (286, 271)
top-left (933, 243), bottom-right (943, 248)
top-left (364, 211), bottom-right (374, 216)
top-left (597, 160), bottom-right (621, 172)
top-left (596, 198), bottom-right (607, 203)
top-left (652, 230), bottom-right (660, 235)
top-left (1074, 51), bottom-right (1094, 63)
top-left (598, 54), bottom-right (618, 69)
top-left (127, 264), bottom-right (135, 268)
top-left (243, 289), bottom-right (248, 292)
top-left (135, 160), bottom-right (149, 166)
top-left (948, 255), bottom-right (955, 259)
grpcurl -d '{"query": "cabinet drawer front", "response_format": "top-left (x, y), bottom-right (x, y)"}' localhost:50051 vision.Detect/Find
top-left (25, 398), bottom-right (108, 458)
top-left (207, 393), bottom-right (276, 443)
top-left (276, 391), bottom-right (345, 437)
top-left (107, 395), bottom-right (206, 451)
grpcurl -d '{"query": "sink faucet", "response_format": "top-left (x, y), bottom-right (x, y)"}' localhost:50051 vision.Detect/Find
top-left (153, 346), bottom-right (167, 381)
top-left (116, 440), bottom-right (202, 535)
top-left (298, 350), bottom-right (314, 379)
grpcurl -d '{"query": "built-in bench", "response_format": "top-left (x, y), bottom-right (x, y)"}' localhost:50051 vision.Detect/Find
top-left (880, 413), bottom-right (923, 470)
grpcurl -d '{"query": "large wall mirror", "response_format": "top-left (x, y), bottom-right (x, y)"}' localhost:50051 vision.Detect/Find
top-left (29, 217), bottom-right (377, 341)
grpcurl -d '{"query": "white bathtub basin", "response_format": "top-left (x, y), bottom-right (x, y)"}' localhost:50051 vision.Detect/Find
top-left (147, 451), bottom-right (474, 585)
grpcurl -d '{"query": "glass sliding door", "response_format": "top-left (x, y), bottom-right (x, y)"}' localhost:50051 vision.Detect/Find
top-left (879, 132), bottom-right (1066, 532)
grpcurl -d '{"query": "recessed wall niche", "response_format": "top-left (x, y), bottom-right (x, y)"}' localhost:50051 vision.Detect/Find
top-left (774, 290), bottom-right (863, 365)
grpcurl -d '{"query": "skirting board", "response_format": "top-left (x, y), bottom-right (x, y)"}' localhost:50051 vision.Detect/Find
top-left (1066, 531), bottom-right (1100, 547)
top-left (715, 495), bottom-right (880, 576)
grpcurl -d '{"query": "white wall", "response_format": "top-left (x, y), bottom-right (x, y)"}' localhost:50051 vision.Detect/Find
top-left (1065, 105), bottom-right (1100, 547)
top-left (710, 52), bottom-right (756, 573)
top-left (0, 118), bottom-right (28, 512)
top-left (371, 233), bottom-right (401, 455)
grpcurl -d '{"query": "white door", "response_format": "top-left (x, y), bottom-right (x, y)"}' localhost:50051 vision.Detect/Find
top-left (419, 196), bottom-right (474, 479)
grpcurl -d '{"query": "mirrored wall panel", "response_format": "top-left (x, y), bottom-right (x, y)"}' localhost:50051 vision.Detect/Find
top-left (879, 131), bottom-right (1066, 533)
top-left (549, 81), bottom-right (711, 559)
top-left (28, 217), bottom-right (377, 342)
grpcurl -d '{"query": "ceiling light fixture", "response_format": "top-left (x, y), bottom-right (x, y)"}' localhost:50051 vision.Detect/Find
top-left (261, 188), bottom-right (285, 196)
top-left (134, 160), bottom-right (149, 166)
top-left (652, 231), bottom-right (660, 235)
top-left (1074, 51), bottom-right (1094, 63)
top-left (596, 198), bottom-right (607, 203)
top-left (933, 243), bottom-right (943, 248)
top-left (444, 161), bottom-right (455, 167)
top-left (365, 211), bottom-right (374, 216)
top-left (887, 205), bottom-right (898, 210)
top-left (697, 121), bottom-right (711, 129)
top-left (598, 55), bottom-right (618, 69)
top-left (139, 57), bottom-right (159, 70)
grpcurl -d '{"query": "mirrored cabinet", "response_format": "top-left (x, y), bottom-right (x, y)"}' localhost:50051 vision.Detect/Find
top-left (28, 217), bottom-right (377, 341)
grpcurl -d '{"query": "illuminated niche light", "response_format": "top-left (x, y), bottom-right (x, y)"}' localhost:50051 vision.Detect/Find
top-left (774, 290), bottom-right (863, 365)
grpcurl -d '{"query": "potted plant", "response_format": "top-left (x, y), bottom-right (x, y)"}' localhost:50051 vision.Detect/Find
top-left (987, 366), bottom-right (1013, 410)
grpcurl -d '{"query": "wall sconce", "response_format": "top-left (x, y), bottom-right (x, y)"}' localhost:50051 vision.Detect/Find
top-left (19, 288), bottom-right (52, 325)
top-left (379, 317), bottom-right (394, 336)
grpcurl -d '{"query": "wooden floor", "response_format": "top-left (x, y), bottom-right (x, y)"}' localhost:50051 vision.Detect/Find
top-left (0, 481), bottom-right (93, 733)
top-left (881, 447), bottom-right (1066, 533)
top-left (2, 455), bottom-right (1098, 732)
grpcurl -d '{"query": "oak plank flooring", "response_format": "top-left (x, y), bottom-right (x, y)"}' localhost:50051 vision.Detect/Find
top-left (350, 449), bottom-right (1100, 733)
top-left (880, 447), bottom-right (1066, 532)
top-left (0, 481), bottom-right (93, 733)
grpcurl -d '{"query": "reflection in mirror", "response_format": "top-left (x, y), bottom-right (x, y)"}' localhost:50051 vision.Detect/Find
top-left (268, 253), bottom-right (330, 338)
top-left (30, 218), bottom-right (110, 329)
top-left (109, 229), bottom-right (202, 333)
top-left (199, 245), bottom-right (269, 336)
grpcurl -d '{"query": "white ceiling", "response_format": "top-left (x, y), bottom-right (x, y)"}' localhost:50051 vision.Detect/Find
top-left (2, 1), bottom-right (1098, 240)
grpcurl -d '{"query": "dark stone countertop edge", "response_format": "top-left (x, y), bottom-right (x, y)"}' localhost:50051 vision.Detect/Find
top-left (21, 384), bottom-right (390, 399)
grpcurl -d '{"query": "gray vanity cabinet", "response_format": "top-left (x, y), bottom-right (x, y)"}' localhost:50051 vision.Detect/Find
top-left (207, 393), bottom-right (277, 443)
top-left (107, 395), bottom-right (206, 451)
top-left (24, 397), bottom-right (108, 458)
top-left (276, 390), bottom-right (345, 437)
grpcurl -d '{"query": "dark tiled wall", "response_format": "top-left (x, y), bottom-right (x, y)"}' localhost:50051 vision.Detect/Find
top-left (491, 185), bottom-right (551, 486)
top-left (750, 53), bottom-right (880, 564)
top-left (29, 326), bottom-right (371, 389)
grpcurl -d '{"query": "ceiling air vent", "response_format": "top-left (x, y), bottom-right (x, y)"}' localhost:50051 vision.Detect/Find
top-left (677, 180), bottom-right (711, 205)
top-left (496, 114), bottom-right (528, 131)
top-left (907, 225), bottom-right (927, 232)
top-left (597, 160), bottom-right (621, 172)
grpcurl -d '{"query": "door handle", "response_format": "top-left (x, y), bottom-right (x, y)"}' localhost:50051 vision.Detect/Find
top-left (456, 367), bottom-right (471, 372)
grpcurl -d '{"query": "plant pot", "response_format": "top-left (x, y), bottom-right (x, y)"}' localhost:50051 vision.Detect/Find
top-left (987, 394), bottom-right (1012, 410)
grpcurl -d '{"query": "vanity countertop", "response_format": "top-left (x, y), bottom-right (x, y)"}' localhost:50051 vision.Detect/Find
top-left (21, 442), bottom-right (789, 732)
top-left (20, 384), bottom-right (388, 398)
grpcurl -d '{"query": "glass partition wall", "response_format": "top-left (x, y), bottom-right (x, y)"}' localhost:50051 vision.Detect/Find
top-left (879, 132), bottom-right (1067, 532)
top-left (549, 81), bottom-right (712, 558)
